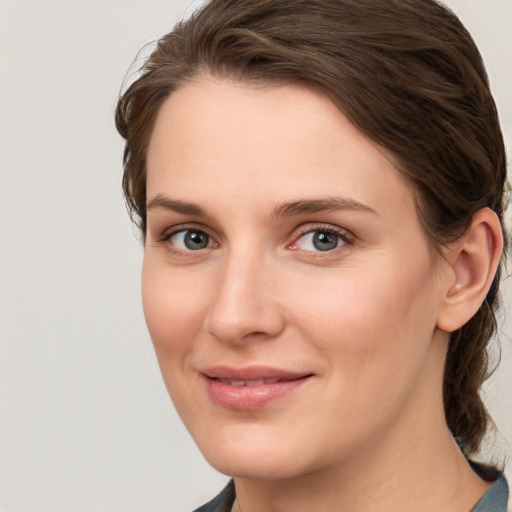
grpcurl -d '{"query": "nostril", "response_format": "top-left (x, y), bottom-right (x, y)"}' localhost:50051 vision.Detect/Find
top-left (241, 331), bottom-right (267, 339)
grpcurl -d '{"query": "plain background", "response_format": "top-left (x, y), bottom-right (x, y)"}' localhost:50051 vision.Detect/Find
top-left (0, 1), bottom-right (510, 510)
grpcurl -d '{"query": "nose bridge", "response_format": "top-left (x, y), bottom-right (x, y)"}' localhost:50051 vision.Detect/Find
top-left (204, 246), bottom-right (283, 344)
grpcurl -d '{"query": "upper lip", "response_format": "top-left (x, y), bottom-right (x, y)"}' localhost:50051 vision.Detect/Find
top-left (201, 365), bottom-right (312, 381)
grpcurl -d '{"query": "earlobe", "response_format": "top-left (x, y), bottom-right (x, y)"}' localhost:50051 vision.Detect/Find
top-left (437, 208), bottom-right (503, 333)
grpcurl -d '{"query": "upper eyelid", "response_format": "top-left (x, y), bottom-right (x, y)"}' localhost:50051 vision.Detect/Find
top-left (159, 223), bottom-right (215, 241)
top-left (292, 223), bottom-right (354, 241)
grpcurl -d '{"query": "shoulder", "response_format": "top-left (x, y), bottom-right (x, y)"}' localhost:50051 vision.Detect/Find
top-left (469, 467), bottom-right (509, 512)
top-left (192, 480), bottom-right (236, 512)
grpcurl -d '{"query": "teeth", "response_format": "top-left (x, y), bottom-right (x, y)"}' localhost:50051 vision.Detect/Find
top-left (246, 379), bottom-right (264, 386)
top-left (218, 378), bottom-right (268, 386)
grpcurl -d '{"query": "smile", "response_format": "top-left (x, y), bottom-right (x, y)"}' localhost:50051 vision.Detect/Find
top-left (201, 367), bottom-right (313, 410)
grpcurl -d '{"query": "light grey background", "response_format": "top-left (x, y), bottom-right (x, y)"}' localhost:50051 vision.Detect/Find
top-left (0, 1), bottom-right (510, 511)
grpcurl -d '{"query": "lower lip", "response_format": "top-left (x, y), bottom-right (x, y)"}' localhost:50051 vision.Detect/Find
top-left (204, 376), bottom-right (311, 410)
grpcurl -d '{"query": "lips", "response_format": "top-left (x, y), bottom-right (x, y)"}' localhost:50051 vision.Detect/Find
top-left (201, 366), bottom-right (313, 410)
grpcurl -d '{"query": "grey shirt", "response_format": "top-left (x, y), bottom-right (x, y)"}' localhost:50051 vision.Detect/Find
top-left (193, 474), bottom-right (509, 512)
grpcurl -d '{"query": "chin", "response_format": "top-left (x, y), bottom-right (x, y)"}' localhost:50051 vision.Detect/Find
top-left (204, 450), bottom-right (306, 480)
top-left (184, 422), bottom-right (277, 475)
top-left (189, 421), bottom-right (340, 481)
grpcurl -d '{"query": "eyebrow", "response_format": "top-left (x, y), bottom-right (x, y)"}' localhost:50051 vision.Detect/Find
top-left (146, 195), bottom-right (208, 217)
top-left (271, 197), bottom-right (378, 218)
top-left (146, 194), bottom-right (378, 219)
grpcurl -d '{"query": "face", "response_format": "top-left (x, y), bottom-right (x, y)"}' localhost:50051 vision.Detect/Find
top-left (143, 77), bottom-right (451, 480)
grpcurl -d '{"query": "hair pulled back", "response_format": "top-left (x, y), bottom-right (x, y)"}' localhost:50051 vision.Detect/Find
top-left (115, 0), bottom-right (509, 455)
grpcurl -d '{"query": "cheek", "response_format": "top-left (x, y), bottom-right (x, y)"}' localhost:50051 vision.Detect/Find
top-left (287, 262), bottom-right (441, 446)
top-left (141, 260), bottom-right (209, 363)
top-left (141, 260), bottom-right (215, 425)
top-left (289, 258), bottom-right (439, 379)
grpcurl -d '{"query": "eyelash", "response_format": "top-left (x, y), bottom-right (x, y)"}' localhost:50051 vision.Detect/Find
top-left (289, 224), bottom-right (355, 254)
top-left (158, 223), bottom-right (355, 256)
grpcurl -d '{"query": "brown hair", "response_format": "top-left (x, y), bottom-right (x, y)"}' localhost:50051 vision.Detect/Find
top-left (115, 0), bottom-right (508, 456)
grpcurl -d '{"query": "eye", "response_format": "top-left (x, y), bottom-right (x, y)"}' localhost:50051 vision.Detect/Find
top-left (168, 229), bottom-right (214, 251)
top-left (293, 229), bottom-right (347, 252)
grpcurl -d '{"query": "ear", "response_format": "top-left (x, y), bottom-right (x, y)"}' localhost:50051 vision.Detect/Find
top-left (437, 208), bottom-right (504, 333)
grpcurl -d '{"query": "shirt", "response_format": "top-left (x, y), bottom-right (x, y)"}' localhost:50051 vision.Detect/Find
top-left (193, 474), bottom-right (509, 512)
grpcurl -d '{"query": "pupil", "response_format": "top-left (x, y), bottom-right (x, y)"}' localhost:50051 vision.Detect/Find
top-left (184, 231), bottom-right (208, 250)
top-left (312, 231), bottom-right (338, 251)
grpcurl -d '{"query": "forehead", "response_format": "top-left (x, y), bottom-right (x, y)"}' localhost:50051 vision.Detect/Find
top-left (146, 76), bottom-right (415, 221)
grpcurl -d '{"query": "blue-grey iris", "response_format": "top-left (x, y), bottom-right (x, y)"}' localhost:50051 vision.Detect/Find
top-left (312, 231), bottom-right (338, 251)
top-left (184, 231), bottom-right (209, 250)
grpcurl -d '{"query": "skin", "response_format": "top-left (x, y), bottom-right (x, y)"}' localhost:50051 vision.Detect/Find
top-left (143, 77), bottom-right (496, 512)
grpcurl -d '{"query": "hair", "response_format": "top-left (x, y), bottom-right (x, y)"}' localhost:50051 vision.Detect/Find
top-left (115, 0), bottom-right (509, 458)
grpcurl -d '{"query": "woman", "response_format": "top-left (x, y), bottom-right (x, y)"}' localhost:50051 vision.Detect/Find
top-left (116, 0), bottom-right (509, 510)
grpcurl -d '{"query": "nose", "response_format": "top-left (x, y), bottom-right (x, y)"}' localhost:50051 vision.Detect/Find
top-left (203, 253), bottom-right (285, 345)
